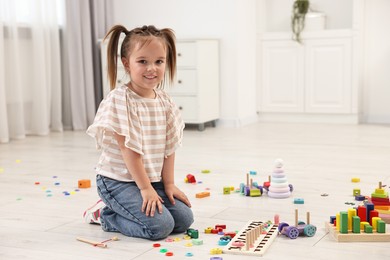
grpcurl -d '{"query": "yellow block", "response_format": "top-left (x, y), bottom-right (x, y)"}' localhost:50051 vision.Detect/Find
top-left (375, 207), bottom-right (390, 213)
top-left (351, 178), bottom-right (360, 183)
top-left (372, 217), bottom-right (381, 231)
top-left (348, 208), bottom-right (356, 231)
top-left (375, 188), bottom-right (385, 194)
top-left (336, 213), bottom-right (340, 231)
top-left (360, 221), bottom-right (369, 230)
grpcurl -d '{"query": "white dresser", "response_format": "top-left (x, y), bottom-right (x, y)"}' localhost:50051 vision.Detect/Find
top-left (168, 39), bottom-right (220, 131)
top-left (100, 38), bottom-right (220, 131)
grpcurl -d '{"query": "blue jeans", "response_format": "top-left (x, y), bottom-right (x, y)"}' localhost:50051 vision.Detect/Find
top-left (96, 175), bottom-right (194, 240)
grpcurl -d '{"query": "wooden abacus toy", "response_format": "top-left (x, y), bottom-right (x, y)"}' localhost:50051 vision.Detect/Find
top-left (222, 219), bottom-right (278, 256)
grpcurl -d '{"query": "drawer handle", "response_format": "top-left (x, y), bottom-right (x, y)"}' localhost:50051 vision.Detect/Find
top-left (178, 80), bottom-right (182, 84)
top-left (178, 53), bottom-right (182, 57)
top-left (179, 106), bottom-right (183, 110)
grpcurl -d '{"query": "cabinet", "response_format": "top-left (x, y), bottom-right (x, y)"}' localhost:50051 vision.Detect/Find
top-left (100, 39), bottom-right (220, 130)
top-left (168, 40), bottom-right (220, 131)
top-left (259, 31), bottom-right (356, 123)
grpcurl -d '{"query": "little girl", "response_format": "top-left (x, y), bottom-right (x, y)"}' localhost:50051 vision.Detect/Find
top-left (84, 25), bottom-right (194, 240)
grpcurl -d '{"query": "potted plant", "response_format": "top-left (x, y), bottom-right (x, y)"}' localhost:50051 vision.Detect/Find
top-left (291, 0), bottom-right (310, 43)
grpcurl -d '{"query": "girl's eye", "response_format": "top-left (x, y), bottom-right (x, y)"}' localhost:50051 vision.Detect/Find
top-left (138, 60), bottom-right (147, 64)
top-left (156, 60), bottom-right (164, 64)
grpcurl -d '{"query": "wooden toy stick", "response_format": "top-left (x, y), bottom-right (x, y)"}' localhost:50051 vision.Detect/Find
top-left (246, 173), bottom-right (249, 187)
top-left (76, 237), bottom-right (107, 248)
top-left (307, 212), bottom-right (310, 225)
top-left (100, 236), bottom-right (119, 244)
top-left (245, 232), bottom-right (250, 251)
top-left (379, 181), bottom-right (382, 188)
top-left (268, 175), bottom-right (271, 182)
top-left (295, 209), bottom-right (298, 226)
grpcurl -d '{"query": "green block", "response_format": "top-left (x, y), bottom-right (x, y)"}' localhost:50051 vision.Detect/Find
top-left (192, 239), bottom-right (203, 245)
top-left (377, 220), bottom-right (386, 233)
top-left (250, 189), bottom-right (261, 197)
top-left (371, 192), bottom-right (389, 199)
top-left (352, 216), bottom-right (360, 233)
top-left (223, 187), bottom-right (231, 195)
top-left (339, 211), bottom-right (348, 234)
top-left (364, 224), bottom-right (373, 233)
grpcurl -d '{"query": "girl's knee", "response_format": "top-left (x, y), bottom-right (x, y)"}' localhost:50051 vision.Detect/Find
top-left (148, 216), bottom-right (175, 240)
top-left (173, 209), bottom-right (194, 233)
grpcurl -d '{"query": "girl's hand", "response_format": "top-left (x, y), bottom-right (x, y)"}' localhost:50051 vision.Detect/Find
top-left (164, 184), bottom-right (191, 208)
top-left (140, 187), bottom-right (164, 217)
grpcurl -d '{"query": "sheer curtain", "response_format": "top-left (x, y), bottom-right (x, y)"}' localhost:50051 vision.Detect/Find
top-left (0, 0), bottom-right (113, 142)
top-left (0, 0), bottom-right (62, 143)
top-left (61, 0), bottom-right (113, 130)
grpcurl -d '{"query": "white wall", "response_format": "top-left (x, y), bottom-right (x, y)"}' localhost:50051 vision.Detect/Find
top-left (362, 0), bottom-right (390, 124)
top-left (110, 0), bottom-right (390, 126)
top-left (112, 0), bottom-right (258, 127)
top-left (264, 0), bottom-right (353, 32)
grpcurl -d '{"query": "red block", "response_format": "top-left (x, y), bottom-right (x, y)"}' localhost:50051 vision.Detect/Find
top-left (186, 174), bottom-right (196, 183)
top-left (369, 210), bottom-right (379, 225)
top-left (357, 205), bottom-right (367, 222)
top-left (215, 224), bottom-right (226, 230)
top-left (371, 197), bottom-right (390, 206)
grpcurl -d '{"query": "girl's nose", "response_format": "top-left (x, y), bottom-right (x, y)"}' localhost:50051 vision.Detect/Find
top-left (147, 64), bottom-right (155, 71)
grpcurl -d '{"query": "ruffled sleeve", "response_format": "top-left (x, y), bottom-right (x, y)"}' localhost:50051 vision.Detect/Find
top-left (163, 92), bottom-right (185, 157)
top-left (86, 86), bottom-right (144, 155)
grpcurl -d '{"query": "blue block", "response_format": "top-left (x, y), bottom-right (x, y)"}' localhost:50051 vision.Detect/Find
top-left (366, 203), bottom-right (374, 222)
top-left (293, 198), bottom-right (304, 204)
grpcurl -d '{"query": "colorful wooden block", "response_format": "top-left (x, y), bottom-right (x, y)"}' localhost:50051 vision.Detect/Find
top-left (195, 191), bottom-right (210, 198)
top-left (364, 224), bottom-right (373, 233)
top-left (293, 198), bottom-right (304, 204)
top-left (360, 221), bottom-right (369, 230)
top-left (204, 227), bottom-right (212, 234)
top-left (377, 220), bottom-right (386, 233)
top-left (371, 217), bottom-right (381, 231)
top-left (223, 187), bottom-right (231, 195)
top-left (353, 188), bottom-right (361, 196)
top-left (250, 189), bottom-right (261, 197)
top-left (215, 224), bottom-right (226, 229)
top-left (78, 179), bottom-right (91, 188)
top-left (351, 178), bottom-right (360, 183)
top-left (186, 174), bottom-right (196, 183)
top-left (352, 216), bottom-right (360, 233)
top-left (375, 188), bottom-right (386, 195)
top-left (192, 239), bottom-right (203, 245)
top-left (339, 212), bottom-right (348, 234)
top-left (186, 228), bottom-right (199, 239)
top-left (357, 206), bottom-right (367, 222)
top-left (210, 248), bottom-right (222, 254)
top-left (347, 208), bottom-right (356, 231)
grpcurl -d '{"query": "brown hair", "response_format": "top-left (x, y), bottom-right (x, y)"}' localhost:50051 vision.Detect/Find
top-left (103, 25), bottom-right (177, 90)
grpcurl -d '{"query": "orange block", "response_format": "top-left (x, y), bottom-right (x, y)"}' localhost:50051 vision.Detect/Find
top-left (78, 179), bottom-right (91, 188)
top-left (196, 191), bottom-right (210, 198)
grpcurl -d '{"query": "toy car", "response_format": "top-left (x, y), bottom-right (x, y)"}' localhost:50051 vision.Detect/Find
top-left (278, 209), bottom-right (316, 239)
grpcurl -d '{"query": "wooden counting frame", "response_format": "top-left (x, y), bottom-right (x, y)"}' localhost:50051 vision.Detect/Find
top-left (222, 220), bottom-right (278, 256)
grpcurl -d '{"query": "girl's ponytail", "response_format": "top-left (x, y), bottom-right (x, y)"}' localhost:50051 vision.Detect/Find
top-left (103, 25), bottom-right (129, 90)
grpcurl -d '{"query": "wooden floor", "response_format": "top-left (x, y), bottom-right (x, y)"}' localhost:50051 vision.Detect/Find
top-left (0, 122), bottom-right (389, 259)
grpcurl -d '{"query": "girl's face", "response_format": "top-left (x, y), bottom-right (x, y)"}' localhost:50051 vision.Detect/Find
top-left (122, 37), bottom-right (167, 98)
